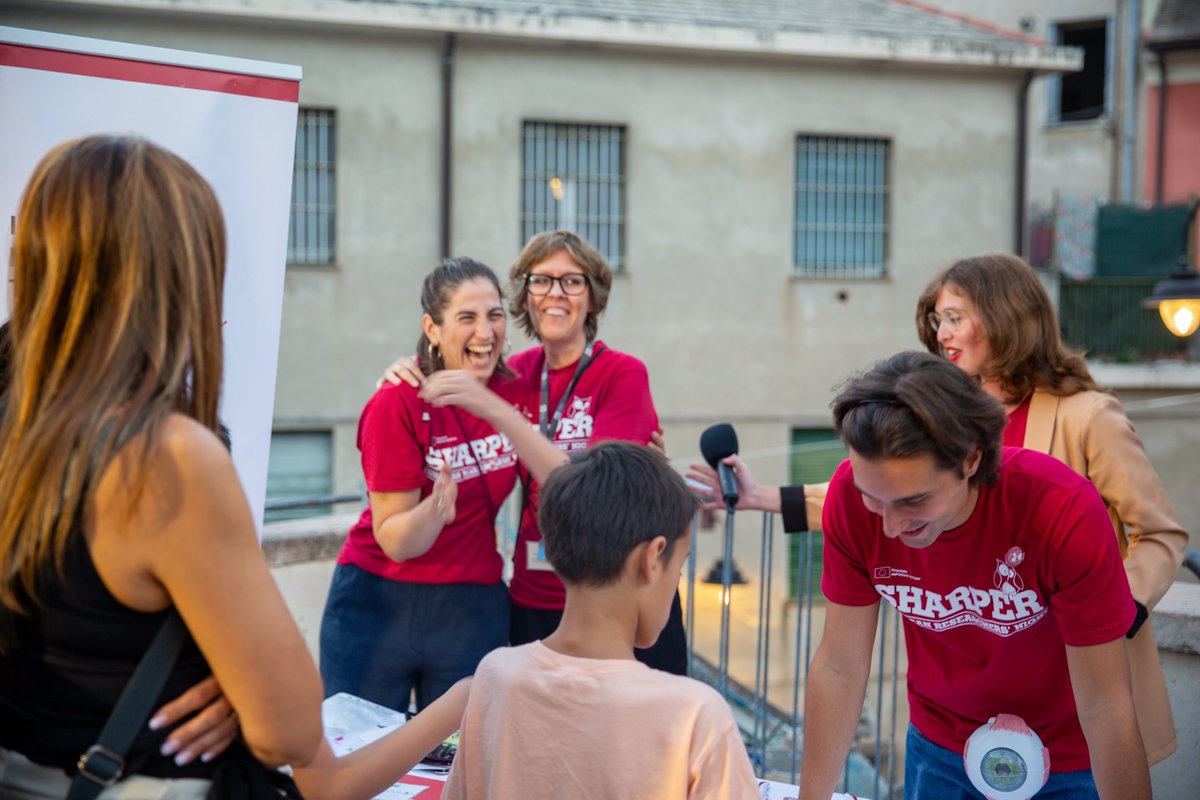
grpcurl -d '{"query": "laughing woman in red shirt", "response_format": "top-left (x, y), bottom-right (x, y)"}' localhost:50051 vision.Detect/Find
top-left (319, 257), bottom-right (563, 712)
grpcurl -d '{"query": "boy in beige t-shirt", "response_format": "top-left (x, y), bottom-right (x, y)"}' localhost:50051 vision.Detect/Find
top-left (442, 442), bottom-right (758, 799)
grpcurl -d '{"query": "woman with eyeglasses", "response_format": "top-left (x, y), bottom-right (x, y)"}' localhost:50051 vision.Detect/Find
top-left (692, 253), bottom-right (1186, 768)
top-left (912, 253), bottom-right (1185, 766)
top-left (319, 257), bottom-right (567, 714)
top-left (382, 230), bottom-right (687, 674)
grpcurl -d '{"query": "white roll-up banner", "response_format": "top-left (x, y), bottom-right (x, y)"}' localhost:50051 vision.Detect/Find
top-left (1, 26), bottom-right (301, 533)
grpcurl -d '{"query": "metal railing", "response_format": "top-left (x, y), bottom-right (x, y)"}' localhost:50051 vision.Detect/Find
top-left (1059, 276), bottom-right (1190, 361)
top-left (1185, 547), bottom-right (1200, 580)
top-left (685, 509), bottom-right (901, 798)
top-left (263, 492), bottom-right (363, 524)
top-left (264, 493), bottom-right (363, 512)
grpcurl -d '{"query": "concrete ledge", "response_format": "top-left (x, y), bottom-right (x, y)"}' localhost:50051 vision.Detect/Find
top-left (262, 511), bottom-right (357, 566)
top-left (1088, 361), bottom-right (1200, 390)
top-left (1151, 582), bottom-right (1200, 655)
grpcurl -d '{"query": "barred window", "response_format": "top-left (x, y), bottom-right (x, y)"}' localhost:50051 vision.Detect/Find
top-left (521, 122), bottom-right (625, 270)
top-left (794, 136), bottom-right (889, 278)
top-left (265, 430), bottom-right (332, 522)
top-left (288, 109), bottom-right (336, 264)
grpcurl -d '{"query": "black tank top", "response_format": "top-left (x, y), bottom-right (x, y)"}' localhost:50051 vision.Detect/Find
top-left (0, 524), bottom-right (227, 777)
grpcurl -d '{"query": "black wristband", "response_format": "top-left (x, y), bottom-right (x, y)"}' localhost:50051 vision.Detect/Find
top-left (1126, 599), bottom-right (1148, 639)
top-left (779, 484), bottom-right (809, 533)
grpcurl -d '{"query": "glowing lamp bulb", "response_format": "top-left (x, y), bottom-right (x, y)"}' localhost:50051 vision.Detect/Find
top-left (963, 714), bottom-right (1049, 800)
top-left (1158, 299), bottom-right (1200, 337)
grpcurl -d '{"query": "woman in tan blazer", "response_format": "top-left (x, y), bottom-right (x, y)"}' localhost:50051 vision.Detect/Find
top-left (914, 254), bottom-right (1187, 765)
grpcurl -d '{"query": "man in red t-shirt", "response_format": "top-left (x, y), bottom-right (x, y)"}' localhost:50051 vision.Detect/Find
top-left (808, 352), bottom-right (1149, 800)
top-left (713, 352), bottom-right (1149, 800)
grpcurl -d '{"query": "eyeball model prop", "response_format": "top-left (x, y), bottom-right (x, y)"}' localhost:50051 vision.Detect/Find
top-left (963, 714), bottom-right (1049, 800)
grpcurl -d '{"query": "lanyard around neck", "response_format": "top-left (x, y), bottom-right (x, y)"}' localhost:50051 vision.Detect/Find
top-left (539, 341), bottom-right (597, 439)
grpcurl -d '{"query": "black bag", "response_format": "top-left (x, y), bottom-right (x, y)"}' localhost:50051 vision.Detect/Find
top-left (205, 748), bottom-right (303, 799)
top-left (68, 610), bottom-right (304, 800)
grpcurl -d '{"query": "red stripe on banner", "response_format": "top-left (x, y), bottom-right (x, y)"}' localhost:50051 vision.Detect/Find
top-left (0, 43), bottom-right (299, 102)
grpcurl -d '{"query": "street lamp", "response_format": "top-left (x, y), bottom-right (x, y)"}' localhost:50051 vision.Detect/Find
top-left (701, 557), bottom-right (748, 587)
top-left (1143, 201), bottom-right (1200, 337)
top-left (701, 557), bottom-right (748, 610)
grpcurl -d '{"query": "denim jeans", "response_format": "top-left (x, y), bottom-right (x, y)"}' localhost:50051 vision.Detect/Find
top-left (319, 563), bottom-right (509, 711)
top-left (905, 724), bottom-right (1098, 800)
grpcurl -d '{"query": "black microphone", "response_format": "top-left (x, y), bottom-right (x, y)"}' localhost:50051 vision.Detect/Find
top-left (700, 423), bottom-right (739, 512)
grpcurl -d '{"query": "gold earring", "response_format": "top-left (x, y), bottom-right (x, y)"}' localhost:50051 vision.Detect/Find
top-left (430, 344), bottom-right (441, 364)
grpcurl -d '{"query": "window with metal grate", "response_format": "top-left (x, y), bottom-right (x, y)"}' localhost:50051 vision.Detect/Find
top-left (520, 121), bottom-right (625, 270)
top-left (288, 108), bottom-right (336, 265)
top-left (794, 135), bottom-right (889, 279)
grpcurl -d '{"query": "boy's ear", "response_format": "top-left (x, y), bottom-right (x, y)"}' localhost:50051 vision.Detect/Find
top-left (633, 535), bottom-right (669, 583)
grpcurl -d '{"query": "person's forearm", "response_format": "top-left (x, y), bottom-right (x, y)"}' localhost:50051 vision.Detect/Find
top-left (749, 483), bottom-right (782, 514)
top-left (1080, 706), bottom-right (1150, 799)
top-left (293, 679), bottom-right (470, 800)
top-left (375, 501), bottom-right (446, 562)
top-left (484, 403), bottom-right (568, 483)
top-left (1123, 526), bottom-right (1190, 610)
top-left (798, 654), bottom-right (868, 800)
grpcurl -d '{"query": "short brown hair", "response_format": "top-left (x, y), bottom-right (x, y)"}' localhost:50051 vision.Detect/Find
top-left (538, 442), bottom-right (696, 587)
top-left (508, 230), bottom-right (612, 342)
top-left (915, 254), bottom-right (1097, 403)
top-left (833, 351), bottom-right (1006, 486)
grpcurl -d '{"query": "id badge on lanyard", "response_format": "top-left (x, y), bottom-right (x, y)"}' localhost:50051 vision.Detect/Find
top-left (525, 540), bottom-right (555, 572)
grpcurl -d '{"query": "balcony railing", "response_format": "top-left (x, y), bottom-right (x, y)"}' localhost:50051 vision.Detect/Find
top-left (1059, 276), bottom-right (1190, 362)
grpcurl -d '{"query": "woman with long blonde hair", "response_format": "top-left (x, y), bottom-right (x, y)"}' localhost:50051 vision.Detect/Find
top-left (0, 135), bottom-right (467, 798)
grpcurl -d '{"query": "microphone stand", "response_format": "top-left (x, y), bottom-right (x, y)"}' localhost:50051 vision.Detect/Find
top-left (718, 499), bottom-right (735, 702)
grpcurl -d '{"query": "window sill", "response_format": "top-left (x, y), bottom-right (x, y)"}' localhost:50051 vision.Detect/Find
top-left (789, 271), bottom-right (891, 283)
top-left (286, 262), bottom-right (340, 271)
top-left (1042, 116), bottom-right (1112, 132)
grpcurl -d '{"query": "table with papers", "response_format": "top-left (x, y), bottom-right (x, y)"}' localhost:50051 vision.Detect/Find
top-left (323, 692), bottom-right (868, 800)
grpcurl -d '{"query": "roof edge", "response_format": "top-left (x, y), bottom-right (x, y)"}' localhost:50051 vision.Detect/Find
top-left (886, 0), bottom-right (1047, 46)
top-left (30, 0), bottom-right (1083, 73)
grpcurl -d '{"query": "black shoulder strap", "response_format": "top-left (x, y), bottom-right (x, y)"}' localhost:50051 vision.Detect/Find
top-left (67, 609), bottom-right (188, 800)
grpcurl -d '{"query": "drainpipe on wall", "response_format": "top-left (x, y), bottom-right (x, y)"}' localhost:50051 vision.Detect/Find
top-left (1015, 71), bottom-right (1034, 256)
top-left (1155, 49), bottom-right (1168, 206)
top-left (440, 34), bottom-right (456, 259)
top-left (1121, 0), bottom-right (1140, 204)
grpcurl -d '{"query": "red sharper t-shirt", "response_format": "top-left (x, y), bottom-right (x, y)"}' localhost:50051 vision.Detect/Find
top-left (336, 374), bottom-right (521, 585)
top-left (820, 447), bottom-right (1134, 772)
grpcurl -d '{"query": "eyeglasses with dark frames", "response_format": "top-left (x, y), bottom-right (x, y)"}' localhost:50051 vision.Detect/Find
top-left (526, 273), bottom-right (589, 296)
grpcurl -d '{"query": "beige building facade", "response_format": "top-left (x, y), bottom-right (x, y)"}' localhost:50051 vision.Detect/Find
top-left (7, 0), bottom-right (1190, 612)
